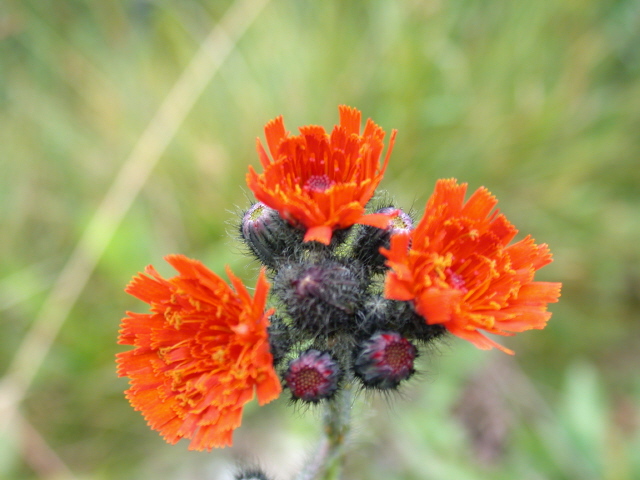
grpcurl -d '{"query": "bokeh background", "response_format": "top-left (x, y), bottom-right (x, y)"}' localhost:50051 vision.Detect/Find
top-left (2, 0), bottom-right (640, 479)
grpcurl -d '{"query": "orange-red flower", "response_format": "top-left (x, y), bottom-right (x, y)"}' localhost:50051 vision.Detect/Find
top-left (381, 179), bottom-right (561, 354)
top-left (116, 255), bottom-right (281, 450)
top-left (246, 105), bottom-right (397, 245)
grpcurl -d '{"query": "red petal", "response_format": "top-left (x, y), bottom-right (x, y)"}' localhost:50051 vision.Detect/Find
top-left (264, 115), bottom-right (287, 160)
top-left (416, 288), bottom-right (464, 325)
top-left (358, 212), bottom-right (393, 229)
top-left (303, 225), bottom-right (333, 244)
top-left (256, 139), bottom-right (271, 168)
top-left (447, 325), bottom-right (515, 355)
top-left (384, 272), bottom-right (414, 301)
top-left (339, 105), bottom-right (361, 135)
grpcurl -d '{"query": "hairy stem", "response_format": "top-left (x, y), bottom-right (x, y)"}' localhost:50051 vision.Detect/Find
top-left (294, 384), bottom-right (353, 480)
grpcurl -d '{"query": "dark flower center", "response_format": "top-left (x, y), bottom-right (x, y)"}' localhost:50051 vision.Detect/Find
top-left (383, 341), bottom-right (415, 372)
top-left (292, 368), bottom-right (325, 395)
top-left (353, 332), bottom-right (417, 390)
top-left (284, 349), bottom-right (341, 402)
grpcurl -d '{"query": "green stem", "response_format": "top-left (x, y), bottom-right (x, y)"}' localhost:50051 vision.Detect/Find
top-left (321, 384), bottom-right (352, 480)
top-left (293, 384), bottom-right (353, 480)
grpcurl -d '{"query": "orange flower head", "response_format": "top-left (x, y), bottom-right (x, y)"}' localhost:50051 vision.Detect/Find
top-left (381, 179), bottom-right (562, 354)
top-left (246, 105), bottom-right (398, 245)
top-left (116, 255), bottom-right (281, 450)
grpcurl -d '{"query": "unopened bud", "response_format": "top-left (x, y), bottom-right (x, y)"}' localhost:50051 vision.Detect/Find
top-left (240, 202), bottom-right (303, 268)
top-left (354, 331), bottom-right (417, 390)
top-left (285, 349), bottom-right (341, 402)
top-left (267, 315), bottom-right (292, 367)
top-left (352, 207), bottom-right (413, 271)
top-left (274, 260), bottom-right (364, 336)
top-left (235, 469), bottom-right (271, 480)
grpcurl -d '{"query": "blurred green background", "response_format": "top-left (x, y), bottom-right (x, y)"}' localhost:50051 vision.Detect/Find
top-left (1, 0), bottom-right (639, 479)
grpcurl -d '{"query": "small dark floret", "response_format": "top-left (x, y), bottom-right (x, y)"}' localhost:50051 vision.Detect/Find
top-left (354, 331), bottom-right (417, 390)
top-left (284, 349), bottom-right (342, 402)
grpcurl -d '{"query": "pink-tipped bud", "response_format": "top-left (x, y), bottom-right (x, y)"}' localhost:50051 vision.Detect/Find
top-left (284, 349), bottom-right (341, 402)
top-left (354, 331), bottom-right (417, 389)
top-left (274, 259), bottom-right (363, 335)
top-left (240, 202), bottom-right (301, 268)
top-left (242, 202), bottom-right (275, 237)
top-left (378, 207), bottom-right (413, 235)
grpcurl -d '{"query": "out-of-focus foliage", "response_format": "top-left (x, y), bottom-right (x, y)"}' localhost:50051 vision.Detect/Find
top-left (1, 0), bottom-right (639, 479)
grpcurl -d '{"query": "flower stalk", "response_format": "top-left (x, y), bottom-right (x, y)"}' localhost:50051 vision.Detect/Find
top-left (295, 384), bottom-right (353, 480)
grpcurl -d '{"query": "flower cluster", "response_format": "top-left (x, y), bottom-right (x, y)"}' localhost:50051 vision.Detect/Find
top-left (117, 106), bottom-right (561, 451)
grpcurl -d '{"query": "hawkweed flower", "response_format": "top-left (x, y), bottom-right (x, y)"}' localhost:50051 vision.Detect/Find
top-left (246, 105), bottom-right (397, 245)
top-left (382, 179), bottom-right (562, 354)
top-left (116, 255), bottom-right (281, 450)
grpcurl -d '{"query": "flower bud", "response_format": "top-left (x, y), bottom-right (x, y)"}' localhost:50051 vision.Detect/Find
top-left (354, 331), bottom-right (417, 390)
top-left (352, 207), bottom-right (413, 271)
top-left (284, 349), bottom-right (341, 402)
top-left (240, 202), bottom-right (303, 269)
top-left (357, 297), bottom-right (447, 342)
top-left (235, 469), bottom-right (271, 480)
top-left (273, 259), bottom-right (365, 337)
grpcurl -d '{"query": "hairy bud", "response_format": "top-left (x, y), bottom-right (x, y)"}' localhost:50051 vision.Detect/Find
top-left (354, 331), bottom-right (417, 390)
top-left (352, 207), bottom-right (413, 271)
top-left (267, 315), bottom-right (293, 367)
top-left (274, 259), bottom-right (365, 337)
top-left (240, 202), bottom-right (303, 268)
top-left (235, 468), bottom-right (272, 480)
top-left (284, 349), bottom-right (341, 402)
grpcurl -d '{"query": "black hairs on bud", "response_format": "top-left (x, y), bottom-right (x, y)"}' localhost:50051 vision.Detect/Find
top-left (235, 467), bottom-right (272, 480)
top-left (353, 331), bottom-right (418, 390)
top-left (239, 202), bottom-right (304, 269)
top-left (356, 296), bottom-right (447, 345)
top-left (267, 314), bottom-right (293, 367)
top-left (394, 301), bottom-right (448, 345)
top-left (272, 258), bottom-right (368, 338)
top-left (284, 349), bottom-right (342, 403)
top-left (351, 206), bottom-right (414, 273)
top-left (324, 225), bottom-right (354, 249)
